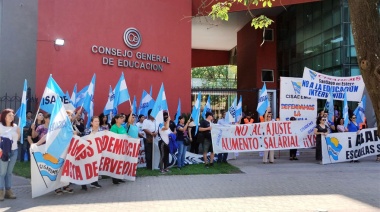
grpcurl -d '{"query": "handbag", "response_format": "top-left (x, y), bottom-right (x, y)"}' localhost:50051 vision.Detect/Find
top-left (183, 136), bottom-right (191, 146)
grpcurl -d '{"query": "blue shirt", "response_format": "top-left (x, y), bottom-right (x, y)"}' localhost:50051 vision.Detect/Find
top-left (347, 122), bottom-right (359, 132)
top-left (126, 124), bottom-right (139, 139)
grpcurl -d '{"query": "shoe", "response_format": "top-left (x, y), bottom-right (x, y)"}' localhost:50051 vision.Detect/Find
top-left (81, 185), bottom-right (88, 191)
top-left (289, 157), bottom-right (293, 161)
top-left (90, 182), bottom-right (102, 188)
top-left (160, 170), bottom-right (166, 174)
top-left (205, 164), bottom-right (209, 168)
top-left (4, 189), bottom-right (16, 199)
top-left (164, 169), bottom-right (171, 173)
top-left (118, 179), bottom-right (126, 183)
top-left (353, 160), bottom-right (360, 163)
top-left (376, 157), bottom-right (380, 162)
top-left (0, 190), bottom-right (4, 201)
top-left (112, 180), bottom-right (120, 184)
top-left (350, 160), bottom-right (354, 163)
top-left (177, 167), bottom-right (181, 170)
top-left (55, 189), bottom-right (63, 195)
top-left (269, 162), bottom-right (274, 164)
top-left (293, 157), bottom-right (299, 160)
top-left (62, 186), bottom-right (74, 193)
top-left (210, 163), bottom-right (214, 167)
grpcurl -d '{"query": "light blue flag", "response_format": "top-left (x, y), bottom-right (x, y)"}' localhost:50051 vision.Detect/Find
top-left (325, 137), bottom-right (343, 161)
top-left (343, 91), bottom-right (349, 128)
top-left (325, 89), bottom-right (334, 123)
top-left (75, 85), bottom-right (89, 108)
top-left (113, 72), bottom-right (130, 109)
top-left (353, 95), bottom-right (366, 124)
top-left (70, 84), bottom-right (77, 108)
top-left (191, 92), bottom-right (201, 134)
top-left (202, 96), bottom-right (211, 120)
top-left (235, 95), bottom-right (242, 123)
top-left (256, 82), bottom-right (269, 116)
top-left (226, 96), bottom-right (237, 123)
top-left (149, 85), bottom-right (153, 97)
top-left (45, 95), bottom-right (74, 162)
top-left (83, 74), bottom-right (96, 128)
top-left (174, 98), bottom-right (181, 125)
top-left (138, 90), bottom-right (155, 117)
top-left (65, 91), bottom-right (75, 111)
top-left (16, 79), bottom-right (27, 144)
top-left (151, 83), bottom-right (168, 125)
top-left (103, 85), bottom-right (115, 115)
top-left (39, 75), bottom-right (65, 113)
top-left (132, 96), bottom-right (137, 115)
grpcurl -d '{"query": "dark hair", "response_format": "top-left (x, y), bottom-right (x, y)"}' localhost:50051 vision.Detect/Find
top-left (316, 116), bottom-right (324, 125)
top-left (148, 109), bottom-right (152, 117)
top-left (163, 111), bottom-right (169, 122)
top-left (1, 108), bottom-right (15, 126)
top-left (44, 113), bottom-right (51, 119)
top-left (111, 114), bottom-right (123, 126)
top-left (177, 116), bottom-right (184, 124)
top-left (27, 110), bottom-right (33, 114)
top-left (290, 116), bottom-right (296, 121)
top-left (205, 112), bottom-right (213, 118)
top-left (99, 113), bottom-right (108, 125)
top-left (138, 114), bottom-right (145, 120)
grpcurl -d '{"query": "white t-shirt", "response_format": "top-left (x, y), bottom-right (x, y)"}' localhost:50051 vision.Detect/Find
top-left (0, 123), bottom-right (19, 150)
top-left (159, 127), bottom-right (172, 145)
top-left (136, 122), bottom-right (146, 138)
top-left (142, 119), bottom-right (157, 138)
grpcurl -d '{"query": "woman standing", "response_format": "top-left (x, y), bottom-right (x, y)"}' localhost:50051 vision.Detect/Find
top-left (81, 116), bottom-right (102, 190)
top-left (158, 112), bottom-right (171, 173)
top-left (110, 114), bottom-right (127, 184)
top-left (347, 115), bottom-right (360, 163)
top-left (336, 118), bottom-right (347, 133)
top-left (263, 110), bottom-right (274, 164)
top-left (125, 113), bottom-right (138, 139)
top-left (99, 113), bottom-right (111, 131)
top-left (176, 116), bottom-right (190, 170)
top-left (27, 113), bottom-right (44, 145)
top-left (314, 116), bottom-right (328, 164)
top-left (0, 109), bottom-right (20, 200)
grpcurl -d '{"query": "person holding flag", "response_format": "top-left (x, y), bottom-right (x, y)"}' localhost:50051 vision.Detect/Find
top-left (142, 109), bottom-right (157, 170)
top-left (0, 109), bottom-right (20, 200)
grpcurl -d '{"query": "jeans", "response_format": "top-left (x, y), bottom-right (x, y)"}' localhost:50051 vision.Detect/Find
top-left (18, 141), bottom-right (30, 162)
top-left (176, 141), bottom-right (187, 168)
top-left (0, 149), bottom-right (18, 190)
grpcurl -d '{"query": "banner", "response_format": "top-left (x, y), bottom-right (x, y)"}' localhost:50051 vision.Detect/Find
top-left (280, 77), bottom-right (317, 121)
top-left (300, 67), bottom-right (365, 101)
top-left (211, 121), bottom-right (316, 154)
top-left (322, 128), bottom-right (380, 164)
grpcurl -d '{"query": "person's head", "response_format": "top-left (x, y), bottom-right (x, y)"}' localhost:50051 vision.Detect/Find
top-left (26, 111), bottom-right (33, 118)
top-left (178, 116), bottom-right (185, 124)
top-left (205, 112), bottom-right (213, 121)
top-left (317, 116), bottom-right (326, 125)
top-left (91, 116), bottom-right (100, 128)
top-left (37, 112), bottom-right (44, 122)
top-left (266, 112), bottom-right (272, 121)
top-left (163, 111), bottom-right (169, 122)
top-left (246, 112), bottom-right (252, 119)
top-left (44, 113), bottom-right (51, 125)
top-left (147, 109), bottom-right (154, 120)
top-left (126, 113), bottom-right (137, 124)
top-left (138, 114), bottom-right (145, 123)
top-left (338, 117), bottom-right (344, 125)
top-left (113, 114), bottom-right (124, 125)
top-left (1, 108), bottom-right (15, 126)
top-left (220, 110), bottom-right (226, 118)
top-left (99, 113), bottom-right (108, 125)
top-left (323, 111), bottom-right (328, 118)
top-left (318, 109), bottom-right (325, 117)
top-left (290, 116), bottom-right (296, 121)
top-left (350, 114), bottom-right (357, 122)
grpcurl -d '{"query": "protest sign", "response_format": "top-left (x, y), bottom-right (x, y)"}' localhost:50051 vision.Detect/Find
top-left (280, 77), bottom-right (317, 121)
top-left (322, 128), bottom-right (380, 164)
top-left (211, 121), bottom-right (316, 154)
top-left (300, 67), bottom-right (364, 101)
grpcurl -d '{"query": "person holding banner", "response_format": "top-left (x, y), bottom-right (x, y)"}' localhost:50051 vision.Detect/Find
top-left (110, 114), bottom-right (127, 184)
top-left (347, 115), bottom-right (360, 163)
top-left (81, 116), bottom-right (103, 190)
top-left (314, 116), bottom-right (329, 164)
top-left (263, 110), bottom-right (275, 164)
top-left (99, 113), bottom-right (111, 131)
top-left (336, 118), bottom-right (347, 133)
top-left (0, 109), bottom-right (20, 200)
top-left (199, 112), bottom-right (214, 168)
top-left (142, 109), bottom-right (157, 170)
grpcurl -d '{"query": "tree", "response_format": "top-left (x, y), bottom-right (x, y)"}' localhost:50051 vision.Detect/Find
top-left (209, 0), bottom-right (380, 133)
top-left (347, 0), bottom-right (380, 134)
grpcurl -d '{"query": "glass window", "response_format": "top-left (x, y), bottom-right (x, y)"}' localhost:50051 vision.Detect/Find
top-left (322, 0), bottom-right (332, 14)
top-left (333, 48), bottom-right (341, 66)
top-left (351, 66), bottom-right (361, 76)
top-left (322, 13), bottom-right (333, 31)
top-left (323, 29), bottom-right (333, 51)
top-left (332, 8), bottom-right (341, 26)
top-left (262, 69), bottom-right (274, 82)
top-left (324, 51), bottom-right (333, 68)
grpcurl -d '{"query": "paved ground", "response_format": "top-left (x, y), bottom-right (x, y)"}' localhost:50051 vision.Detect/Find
top-left (1, 150), bottom-right (380, 212)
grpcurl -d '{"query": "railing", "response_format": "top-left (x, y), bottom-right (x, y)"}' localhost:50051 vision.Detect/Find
top-left (0, 88), bottom-right (39, 113)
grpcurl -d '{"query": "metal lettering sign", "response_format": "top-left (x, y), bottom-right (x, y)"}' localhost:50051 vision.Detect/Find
top-left (123, 28), bottom-right (142, 49)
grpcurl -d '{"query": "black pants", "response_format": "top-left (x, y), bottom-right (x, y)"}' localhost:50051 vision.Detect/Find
top-left (217, 153), bottom-right (228, 162)
top-left (316, 138), bottom-right (322, 161)
top-left (158, 140), bottom-right (169, 170)
top-left (289, 149), bottom-right (297, 158)
top-left (18, 141), bottom-right (30, 162)
top-left (144, 138), bottom-right (153, 169)
top-left (190, 140), bottom-right (199, 154)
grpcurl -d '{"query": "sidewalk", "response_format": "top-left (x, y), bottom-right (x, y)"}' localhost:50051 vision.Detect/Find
top-left (2, 151), bottom-right (380, 212)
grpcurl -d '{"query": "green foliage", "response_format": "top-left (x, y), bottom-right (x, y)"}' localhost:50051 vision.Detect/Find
top-left (251, 15), bottom-right (274, 29)
top-left (192, 65), bottom-right (237, 88)
top-left (209, 0), bottom-right (275, 29)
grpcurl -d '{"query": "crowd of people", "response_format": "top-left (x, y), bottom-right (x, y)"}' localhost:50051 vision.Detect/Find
top-left (0, 103), bottom-right (378, 200)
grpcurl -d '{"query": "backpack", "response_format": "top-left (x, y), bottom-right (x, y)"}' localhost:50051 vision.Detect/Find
top-left (0, 137), bottom-right (13, 161)
top-left (168, 133), bottom-right (178, 154)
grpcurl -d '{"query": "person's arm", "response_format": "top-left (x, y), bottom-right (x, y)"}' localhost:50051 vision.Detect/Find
top-left (177, 120), bottom-right (190, 132)
top-left (161, 116), bottom-right (170, 131)
top-left (27, 135), bottom-right (34, 145)
top-left (31, 124), bottom-right (38, 138)
top-left (35, 134), bottom-right (46, 146)
top-left (188, 126), bottom-right (192, 141)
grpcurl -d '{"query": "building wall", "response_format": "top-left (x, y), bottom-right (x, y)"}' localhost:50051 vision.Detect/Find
top-left (191, 49), bottom-right (229, 68)
top-left (237, 19), bottom-right (277, 118)
top-left (36, 0), bottom-right (192, 115)
top-left (0, 0), bottom-right (38, 96)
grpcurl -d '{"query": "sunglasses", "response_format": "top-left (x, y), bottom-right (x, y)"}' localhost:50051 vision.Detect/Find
top-left (352, 117), bottom-right (356, 119)
top-left (322, 119), bottom-right (327, 121)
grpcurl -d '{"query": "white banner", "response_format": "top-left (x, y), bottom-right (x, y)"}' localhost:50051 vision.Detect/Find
top-left (280, 77), bottom-right (317, 121)
top-left (300, 67), bottom-right (365, 101)
top-left (211, 121), bottom-right (316, 154)
top-left (322, 128), bottom-right (380, 164)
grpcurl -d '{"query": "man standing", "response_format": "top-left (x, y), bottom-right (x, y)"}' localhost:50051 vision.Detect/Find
top-left (142, 109), bottom-right (158, 170)
top-left (199, 112), bottom-right (214, 168)
top-left (216, 110), bottom-right (228, 163)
